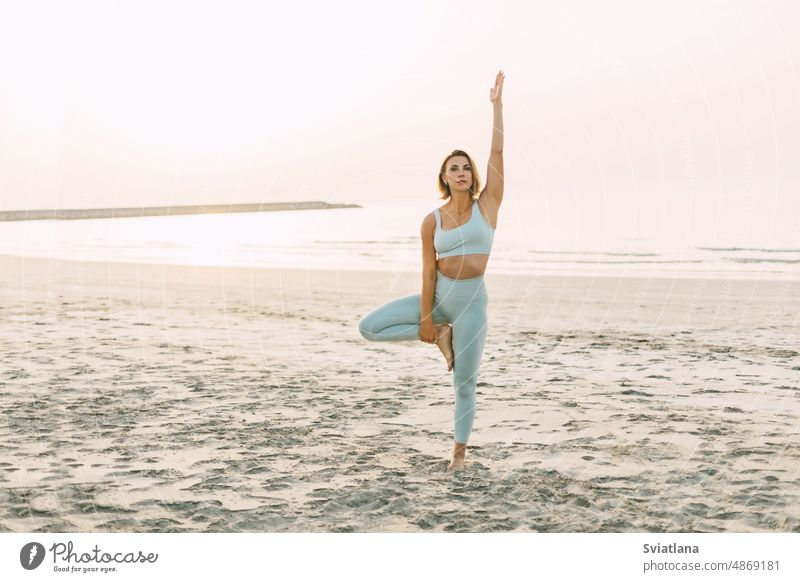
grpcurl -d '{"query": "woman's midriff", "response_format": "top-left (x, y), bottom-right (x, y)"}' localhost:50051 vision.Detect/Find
top-left (437, 254), bottom-right (490, 280)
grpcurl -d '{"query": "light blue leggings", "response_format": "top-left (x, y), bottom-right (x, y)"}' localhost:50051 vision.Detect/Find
top-left (358, 271), bottom-right (489, 444)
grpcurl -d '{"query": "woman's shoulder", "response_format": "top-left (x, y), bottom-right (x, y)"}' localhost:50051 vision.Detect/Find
top-left (420, 212), bottom-right (437, 242)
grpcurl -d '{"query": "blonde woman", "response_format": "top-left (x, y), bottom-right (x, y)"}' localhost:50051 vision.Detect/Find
top-left (359, 70), bottom-right (505, 472)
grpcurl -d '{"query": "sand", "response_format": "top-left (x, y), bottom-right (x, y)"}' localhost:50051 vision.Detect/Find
top-left (0, 254), bottom-right (798, 532)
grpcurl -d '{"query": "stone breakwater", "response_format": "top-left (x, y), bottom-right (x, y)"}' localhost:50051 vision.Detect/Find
top-left (0, 201), bottom-right (360, 221)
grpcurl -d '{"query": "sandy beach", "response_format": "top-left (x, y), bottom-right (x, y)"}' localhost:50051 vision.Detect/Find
top-left (0, 254), bottom-right (798, 533)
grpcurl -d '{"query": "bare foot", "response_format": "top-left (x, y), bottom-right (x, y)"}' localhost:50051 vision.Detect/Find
top-left (435, 324), bottom-right (454, 372)
top-left (446, 441), bottom-right (467, 473)
top-left (446, 456), bottom-right (465, 473)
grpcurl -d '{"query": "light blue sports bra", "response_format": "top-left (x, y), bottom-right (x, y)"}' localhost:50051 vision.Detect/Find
top-left (433, 199), bottom-right (496, 258)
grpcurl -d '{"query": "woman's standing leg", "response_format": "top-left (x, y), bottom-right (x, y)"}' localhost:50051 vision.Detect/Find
top-left (450, 287), bottom-right (489, 445)
top-left (433, 273), bottom-right (489, 457)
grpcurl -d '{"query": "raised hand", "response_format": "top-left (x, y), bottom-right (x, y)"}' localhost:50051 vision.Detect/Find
top-left (489, 70), bottom-right (505, 104)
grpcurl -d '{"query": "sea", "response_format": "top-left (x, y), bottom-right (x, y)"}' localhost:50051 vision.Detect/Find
top-left (0, 198), bottom-right (797, 281)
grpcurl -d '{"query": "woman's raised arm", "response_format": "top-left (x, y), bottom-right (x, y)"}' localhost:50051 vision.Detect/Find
top-left (483, 70), bottom-right (505, 207)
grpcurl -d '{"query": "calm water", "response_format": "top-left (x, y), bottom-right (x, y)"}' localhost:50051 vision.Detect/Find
top-left (0, 199), bottom-right (798, 280)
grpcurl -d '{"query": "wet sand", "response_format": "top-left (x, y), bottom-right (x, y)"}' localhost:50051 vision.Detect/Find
top-left (0, 255), bottom-right (798, 532)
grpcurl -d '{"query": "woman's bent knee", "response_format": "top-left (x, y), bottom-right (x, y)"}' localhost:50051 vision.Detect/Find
top-left (358, 312), bottom-right (375, 340)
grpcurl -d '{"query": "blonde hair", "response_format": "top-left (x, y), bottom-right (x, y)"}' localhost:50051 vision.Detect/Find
top-left (437, 149), bottom-right (482, 200)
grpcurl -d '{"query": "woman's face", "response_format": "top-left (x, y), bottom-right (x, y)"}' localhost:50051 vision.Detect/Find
top-left (443, 156), bottom-right (472, 192)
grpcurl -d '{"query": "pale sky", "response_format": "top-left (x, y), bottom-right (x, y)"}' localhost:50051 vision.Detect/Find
top-left (1, 0), bottom-right (798, 218)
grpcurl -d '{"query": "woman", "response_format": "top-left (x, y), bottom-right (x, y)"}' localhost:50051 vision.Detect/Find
top-left (358, 70), bottom-right (505, 472)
